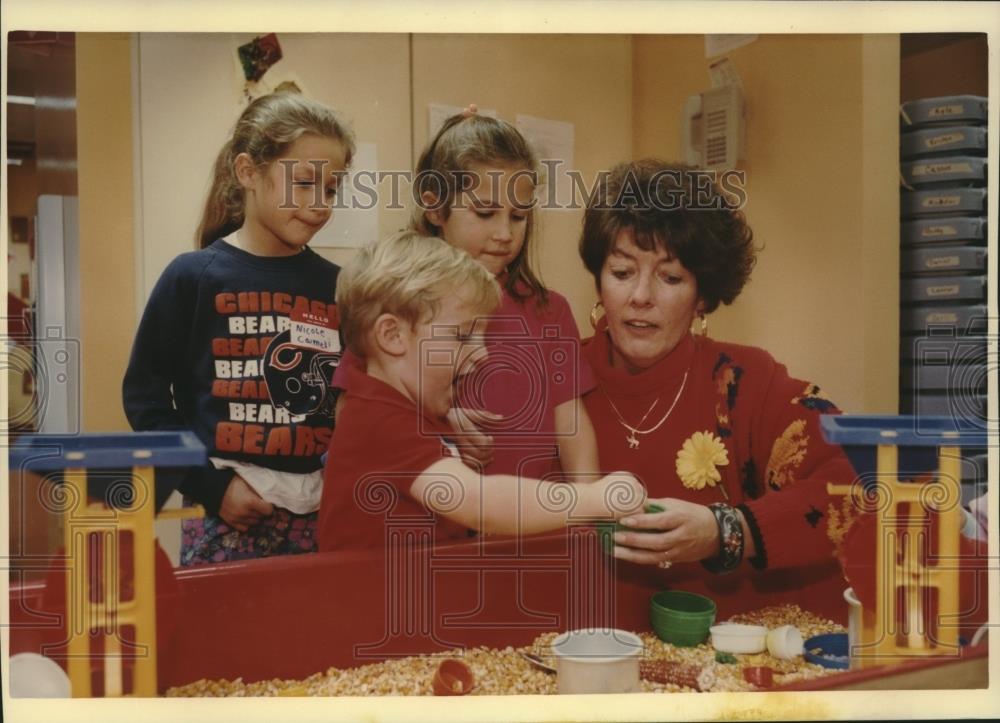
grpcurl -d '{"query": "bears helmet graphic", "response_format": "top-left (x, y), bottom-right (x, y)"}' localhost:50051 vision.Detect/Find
top-left (262, 330), bottom-right (340, 417)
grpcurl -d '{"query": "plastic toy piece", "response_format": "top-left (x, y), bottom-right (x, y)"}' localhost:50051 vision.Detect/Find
top-left (432, 659), bottom-right (475, 695)
top-left (742, 665), bottom-right (775, 688)
top-left (59, 463), bottom-right (166, 697)
top-left (10, 432), bottom-right (206, 697)
top-left (820, 415), bottom-right (986, 669)
top-left (803, 633), bottom-right (850, 670)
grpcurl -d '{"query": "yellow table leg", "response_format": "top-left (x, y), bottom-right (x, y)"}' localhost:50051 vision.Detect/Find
top-left (63, 467), bottom-right (91, 698)
top-left (903, 510), bottom-right (925, 650)
top-left (130, 465), bottom-right (158, 696)
top-left (57, 450), bottom-right (200, 697)
top-left (873, 443), bottom-right (898, 665)
top-left (828, 436), bottom-right (967, 666)
top-left (935, 446), bottom-right (961, 651)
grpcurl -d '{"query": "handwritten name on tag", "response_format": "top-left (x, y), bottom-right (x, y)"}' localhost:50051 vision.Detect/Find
top-left (290, 307), bottom-right (341, 353)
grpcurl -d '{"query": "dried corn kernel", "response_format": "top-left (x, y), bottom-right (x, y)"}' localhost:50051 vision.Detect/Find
top-left (166, 604), bottom-right (847, 697)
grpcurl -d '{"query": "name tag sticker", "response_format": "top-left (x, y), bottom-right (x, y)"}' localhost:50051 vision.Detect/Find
top-left (290, 307), bottom-right (342, 353)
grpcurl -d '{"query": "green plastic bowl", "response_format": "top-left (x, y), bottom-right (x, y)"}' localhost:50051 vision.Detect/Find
top-left (649, 591), bottom-right (717, 647)
top-left (597, 503), bottom-right (665, 555)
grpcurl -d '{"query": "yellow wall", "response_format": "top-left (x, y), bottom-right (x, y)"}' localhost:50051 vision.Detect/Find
top-left (860, 35), bottom-right (902, 416)
top-left (76, 33), bottom-right (136, 431)
top-left (633, 35), bottom-right (899, 413)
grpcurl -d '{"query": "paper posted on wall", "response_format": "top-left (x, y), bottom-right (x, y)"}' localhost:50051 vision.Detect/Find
top-left (515, 114), bottom-right (576, 210)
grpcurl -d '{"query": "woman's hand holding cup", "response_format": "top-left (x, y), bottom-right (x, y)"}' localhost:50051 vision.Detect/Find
top-left (612, 497), bottom-right (719, 567)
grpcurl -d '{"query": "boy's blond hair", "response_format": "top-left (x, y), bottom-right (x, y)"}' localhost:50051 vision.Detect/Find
top-left (337, 230), bottom-right (502, 357)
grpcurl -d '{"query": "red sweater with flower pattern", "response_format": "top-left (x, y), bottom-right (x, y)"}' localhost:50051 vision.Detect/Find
top-left (583, 328), bottom-right (859, 617)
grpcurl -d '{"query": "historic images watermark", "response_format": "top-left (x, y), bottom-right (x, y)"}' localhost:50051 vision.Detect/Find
top-left (276, 159), bottom-right (750, 213)
top-left (1, 318), bottom-right (81, 435)
top-left (349, 465), bottom-right (644, 660)
top-left (417, 318), bottom-right (583, 441)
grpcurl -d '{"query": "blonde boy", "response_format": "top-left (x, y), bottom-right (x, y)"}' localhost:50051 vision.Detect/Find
top-left (318, 231), bottom-right (643, 551)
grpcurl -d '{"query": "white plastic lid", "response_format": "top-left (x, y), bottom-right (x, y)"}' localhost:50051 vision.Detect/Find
top-left (551, 628), bottom-right (643, 663)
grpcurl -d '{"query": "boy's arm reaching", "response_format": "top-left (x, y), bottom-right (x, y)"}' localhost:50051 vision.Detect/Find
top-left (409, 458), bottom-right (644, 536)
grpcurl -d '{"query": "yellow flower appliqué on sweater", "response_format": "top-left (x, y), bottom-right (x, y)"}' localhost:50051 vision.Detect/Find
top-left (676, 431), bottom-right (730, 492)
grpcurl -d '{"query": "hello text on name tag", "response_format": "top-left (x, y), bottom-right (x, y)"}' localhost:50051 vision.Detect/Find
top-left (289, 307), bottom-right (341, 353)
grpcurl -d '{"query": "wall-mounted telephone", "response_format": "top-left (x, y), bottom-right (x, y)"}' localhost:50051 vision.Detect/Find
top-left (681, 84), bottom-right (745, 171)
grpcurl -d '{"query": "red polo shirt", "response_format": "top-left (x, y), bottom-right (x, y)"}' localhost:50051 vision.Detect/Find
top-left (318, 361), bottom-right (469, 552)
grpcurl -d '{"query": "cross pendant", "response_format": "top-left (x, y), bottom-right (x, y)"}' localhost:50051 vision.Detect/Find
top-left (627, 433), bottom-right (639, 449)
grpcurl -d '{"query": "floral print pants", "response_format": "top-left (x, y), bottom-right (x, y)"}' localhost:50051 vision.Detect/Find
top-left (179, 498), bottom-right (318, 566)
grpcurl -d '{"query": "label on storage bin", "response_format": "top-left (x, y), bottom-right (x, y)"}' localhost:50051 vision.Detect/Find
top-left (921, 225), bottom-right (957, 237)
top-left (926, 312), bottom-right (959, 323)
top-left (925, 133), bottom-right (964, 149)
top-left (929, 104), bottom-right (965, 118)
top-left (926, 256), bottom-right (960, 269)
top-left (922, 196), bottom-right (961, 209)
top-left (911, 162), bottom-right (972, 177)
top-left (926, 285), bottom-right (960, 297)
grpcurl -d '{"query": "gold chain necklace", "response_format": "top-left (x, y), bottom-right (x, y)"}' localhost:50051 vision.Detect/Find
top-left (601, 370), bottom-right (690, 450)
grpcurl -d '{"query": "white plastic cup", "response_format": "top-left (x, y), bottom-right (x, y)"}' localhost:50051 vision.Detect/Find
top-left (844, 587), bottom-right (862, 670)
top-left (709, 623), bottom-right (768, 654)
top-left (766, 625), bottom-right (804, 660)
top-left (551, 628), bottom-right (643, 694)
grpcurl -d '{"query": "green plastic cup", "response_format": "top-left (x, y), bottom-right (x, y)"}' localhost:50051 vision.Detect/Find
top-left (597, 503), bottom-right (665, 555)
top-left (649, 590), bottom-right (717, 647)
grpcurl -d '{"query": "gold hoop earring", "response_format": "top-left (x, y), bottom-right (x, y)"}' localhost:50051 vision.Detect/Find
top-left (590, 301), bottom-right (605, 330)
top-left (692, 312), bottom-right (708, 337)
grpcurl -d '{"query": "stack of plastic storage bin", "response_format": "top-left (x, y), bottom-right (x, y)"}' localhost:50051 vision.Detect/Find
top-left (899, 94), bottom-right (988, 505)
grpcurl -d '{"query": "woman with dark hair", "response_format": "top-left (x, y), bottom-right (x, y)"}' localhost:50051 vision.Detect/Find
top-left (580, 159), bottom-right (857, 611)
